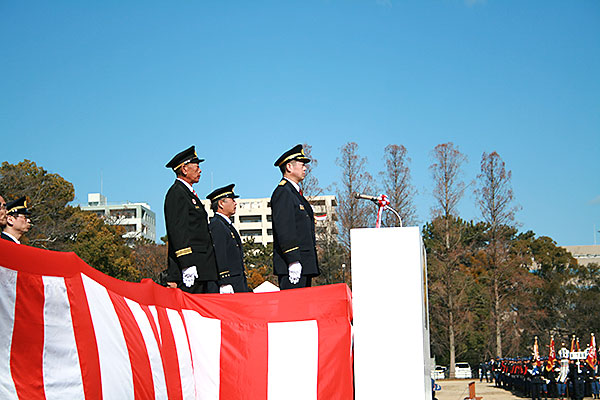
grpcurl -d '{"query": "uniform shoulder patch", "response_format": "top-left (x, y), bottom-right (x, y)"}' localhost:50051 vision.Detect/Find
top-left (278, 180), bottom-right (287, 186)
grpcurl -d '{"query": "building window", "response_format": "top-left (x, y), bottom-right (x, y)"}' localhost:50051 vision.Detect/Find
top-left (111, 208), bottom-right (136, 218)
top-left (239, 215), bottom-right (262, 223)
top-left (267, 215), bottom-right (272, 222)
top-left (267, 229), bottom-right (273, 236)
top-left (123, 224), bottom-right (137, 233)
top-left (240, 229), bottom-right (262, 237)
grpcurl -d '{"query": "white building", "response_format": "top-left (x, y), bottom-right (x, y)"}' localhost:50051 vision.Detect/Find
top-left (200, 195), bottom-right (338, 246)
top-left (563, 245), bottom-right (600, 266)
top-left (81, 193), bottom-right (156, 242)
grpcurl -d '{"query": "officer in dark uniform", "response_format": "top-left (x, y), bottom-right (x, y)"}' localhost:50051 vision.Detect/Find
top-left (206, 184), bottom-right (249, 294)
top-left (271, 144), bottom-right (320, 289)
top-left (164, 146), bottom-right (218, 293)
top-left (1, 197), bottom-right (31, 244)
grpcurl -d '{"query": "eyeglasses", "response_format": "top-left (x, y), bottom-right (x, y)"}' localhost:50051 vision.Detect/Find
top-left (0, 203), bottom-right (6, 210)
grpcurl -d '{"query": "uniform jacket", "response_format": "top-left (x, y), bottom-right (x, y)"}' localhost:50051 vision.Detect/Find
top-left (270, 179), bottom-right (319, 277)
top-left (209, 214), bottom-right (249, 292)
top-left (1, 232), bottom-right (18, 243)
top-left (164, 179), bottom-right (218, 281)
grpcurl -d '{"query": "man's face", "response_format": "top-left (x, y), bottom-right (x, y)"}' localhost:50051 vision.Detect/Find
top-left (182, 162), bottom-right (201, 184)
top-left (0, 196), bottom-right (7, 227)
top-left (219, 197), bottom-right (237, 218)
top-left (8, 213), bottom-right (31, 234)
top-left (287, 160), bottom-right (307, 183)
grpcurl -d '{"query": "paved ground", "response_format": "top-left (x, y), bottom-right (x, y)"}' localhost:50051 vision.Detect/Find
top-left (435, 380), bottom-right (521, 400)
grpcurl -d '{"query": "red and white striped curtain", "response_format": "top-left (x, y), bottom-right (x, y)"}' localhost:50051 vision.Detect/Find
top-left (0, 241), bottom-right (353, 399)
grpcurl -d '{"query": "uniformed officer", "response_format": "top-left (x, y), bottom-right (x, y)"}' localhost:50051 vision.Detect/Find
top-left (271, 144), bottom-right (320, 289)
top-left (0, 194), bottom-right (7, 229)
top-left (164, 146), bottom-right (218, 293)
top-left (1, 197), bottom-right (31, 244)
top-left (206, 184), bottom-right (249, 294)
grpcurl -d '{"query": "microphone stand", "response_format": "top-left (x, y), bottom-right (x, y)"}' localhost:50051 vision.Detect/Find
top-left (354, 193), bottom-right (403, 228)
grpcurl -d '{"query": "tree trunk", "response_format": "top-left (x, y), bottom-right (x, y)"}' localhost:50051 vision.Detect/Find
top-left (494, 280), bottom-right (502, 358)
top-left (449, 305), bottom-right (456, 378)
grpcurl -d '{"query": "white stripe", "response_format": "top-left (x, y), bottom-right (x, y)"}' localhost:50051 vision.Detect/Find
top-left (268, 320), bottom-right (319, 400)
top-left (148, 306), bottom-right (161, 344)
top-left (182, 310), bottom-right (221, 400)
top-left (82, 274), bottom-right (134, 399)
top-left (42, 276), bottom-right (85, 399)
top-left (0, 266), bottom-right (18, 399)
top-left (166, 308), bottom-right (196, 400)
top-left (125, 298), bottom-right (168, 400)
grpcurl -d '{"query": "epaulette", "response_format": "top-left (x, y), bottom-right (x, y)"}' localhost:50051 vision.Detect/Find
top-left (278, 180), bottom-right (287, 186)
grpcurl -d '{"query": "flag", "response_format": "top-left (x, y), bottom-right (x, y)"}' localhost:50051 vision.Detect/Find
top-left (0, 240), bottom-right (353, 399)
top-left (587, 333), bottom-right (597, 368)
top-left (314, 214), bottom-right (327, 222)
top-left (533, 336), bottom-right (541, 366)
top-left (546, 336), bottom-right (556, 371)
top-left (570, 335), bottom-right (577, 358)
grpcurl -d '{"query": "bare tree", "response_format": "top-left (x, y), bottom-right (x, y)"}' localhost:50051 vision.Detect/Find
top-left (379, 144), bottom-right (417, 227)
top-left (428, 142), bottom-right (469, 378)
top-left (335, 142), bottom-right (375, 253)
top-left (300, 143), bottom-right (323, 199)
top-left (474, 151), bottom-right (521, 358)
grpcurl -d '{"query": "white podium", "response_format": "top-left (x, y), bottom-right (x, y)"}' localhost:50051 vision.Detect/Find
top-left (351, 227), bottom-right (431, 399)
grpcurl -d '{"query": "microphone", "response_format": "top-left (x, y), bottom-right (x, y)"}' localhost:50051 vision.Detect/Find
top-left (354, 193), bottom-right (379, 202)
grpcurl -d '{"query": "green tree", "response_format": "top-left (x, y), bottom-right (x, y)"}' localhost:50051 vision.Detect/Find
top-left (68, 211), bottom-right (140, 281)
top-left (132, 239), bottom-right (167, 284)
top-left (0, 160), bottom-right (143, 282)
top-left (242, 237), bottom-right (276, 289)
top-left (0, 160), bottom-right (76, 249)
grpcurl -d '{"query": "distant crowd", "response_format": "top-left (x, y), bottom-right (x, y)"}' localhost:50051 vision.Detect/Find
top-left (477, 342), bottom-right (598, 400)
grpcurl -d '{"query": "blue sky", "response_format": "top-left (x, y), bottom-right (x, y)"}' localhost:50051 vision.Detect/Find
top-left (1, 1), bottom-right (598, 245)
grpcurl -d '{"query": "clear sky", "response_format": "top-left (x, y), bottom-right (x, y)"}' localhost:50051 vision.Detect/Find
top-left (1, 1), bottom-right (598, 246)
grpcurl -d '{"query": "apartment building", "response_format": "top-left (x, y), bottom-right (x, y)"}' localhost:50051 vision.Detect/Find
top-left (200, 195), bottom-right (338, 246)
top-left (81, 193), bottom-right (156, 242)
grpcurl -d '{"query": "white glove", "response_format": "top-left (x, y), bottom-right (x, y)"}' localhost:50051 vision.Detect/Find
top-left (219, 284), bottom-right (234, 294)
top-left (182, 266), bottom-right (198, 287)
top-left (288, 262), bottom-right (302, 284)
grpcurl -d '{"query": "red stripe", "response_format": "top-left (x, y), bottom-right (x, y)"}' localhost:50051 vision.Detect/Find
top-left (108, 293), bottom-right (155, 400)
top-left (66, 274), bottom-right (103, 400)
top-left (155, 306), bottom-right (183, 400)
top-left (10, 272), bottom-right (46, 399)
top-left (317, 318), bottom-right (354, 400)
top-left (140, 305), bottom-right (161, 347)
top-left (220, 321), bottom-right (268, 399)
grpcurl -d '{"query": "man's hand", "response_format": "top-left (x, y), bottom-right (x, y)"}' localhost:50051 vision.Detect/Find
top-left (288, 262), bottom-right (302, 284)
top-left (166, 282), bottom-right (178, 289)
top-left (182, 266), bottom-right (198, 287)
top-left (219, 284), bottom-right (234, 294)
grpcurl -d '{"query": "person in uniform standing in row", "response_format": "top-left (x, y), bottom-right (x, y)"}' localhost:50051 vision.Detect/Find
top-left (270, 144), bottom-right (320, 289)
top-left (206, 184), bottom-right (249, 294)
top-left (0, 194), bottom-right (8, 230)
top-left (164, 146), bottom-right (218, 293)
top-left (1, 197), bottom-right (31, 244)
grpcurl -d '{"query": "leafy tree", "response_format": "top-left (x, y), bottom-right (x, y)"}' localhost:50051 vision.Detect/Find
top-left (0, 160), bottom-right (77, 249)
top-left (0, 160), bottom-right (144, 282)
top-left (132, 239), bottom-right (167, 284)
top-left (242, 238), bottom-right (276, 289)
top-left (67, 211), bottom-right (140, 281)
top-left (314, 230), bottom-right (347, 287)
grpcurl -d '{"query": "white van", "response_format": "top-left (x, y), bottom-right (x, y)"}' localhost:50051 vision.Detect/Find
top-left (454, 362), bottom-right (472, 379)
